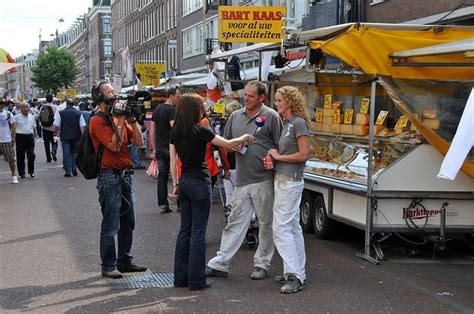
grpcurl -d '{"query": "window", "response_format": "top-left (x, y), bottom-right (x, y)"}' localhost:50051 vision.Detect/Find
top-left (182, 0), bottom-right (202, 17)
top-left (103, 16), bottom-right (112, 33)
top-left (104, 39), bottom-right (112, 57)
top-left (182, 23), bottom-right (203, 58)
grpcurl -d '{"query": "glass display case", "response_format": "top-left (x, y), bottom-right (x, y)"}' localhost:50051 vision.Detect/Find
top-left (305, 134), bottom-right (418, 185)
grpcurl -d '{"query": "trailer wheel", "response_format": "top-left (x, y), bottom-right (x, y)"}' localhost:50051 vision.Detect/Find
top-left (299, 191), bottom-right (314, 233)
top-left (312, 195), bottom-right (334, 239)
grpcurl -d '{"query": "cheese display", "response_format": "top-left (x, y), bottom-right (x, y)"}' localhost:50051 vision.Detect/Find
top-left (311, 122), bottom-right (323, 132)
top-left (322, 124), bottom-right (332, 133)
top-left (323, 116), bottom-right (333, 125)
top-left (356, 113), bottom-right (370, 125)
top-left (323, 108), bottom-right (333, 117)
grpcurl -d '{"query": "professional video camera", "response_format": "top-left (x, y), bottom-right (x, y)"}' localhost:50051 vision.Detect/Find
top-left (115, 90), bottom-right (151, 124)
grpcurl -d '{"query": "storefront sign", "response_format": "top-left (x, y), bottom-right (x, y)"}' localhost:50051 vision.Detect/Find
top-left (135, 63), bottom-right (166, 86)
top-left (218, 6), bottom-right (286, 43)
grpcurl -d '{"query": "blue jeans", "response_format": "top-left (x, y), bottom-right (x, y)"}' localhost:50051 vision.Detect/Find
top-left (156, 148), bottom-right (170, 208)
top-left (61, 139), bottom-right (78, 175)
top-left (96, 171), bottom-right (136, 268)
top-left (129, 144), bottom-right (141, 167)
top-left (174, 175), bottom-right (212, 290)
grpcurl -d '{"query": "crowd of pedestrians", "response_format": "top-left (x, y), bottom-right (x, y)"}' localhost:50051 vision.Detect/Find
top-left (1, 80), bottom-right (311, 294)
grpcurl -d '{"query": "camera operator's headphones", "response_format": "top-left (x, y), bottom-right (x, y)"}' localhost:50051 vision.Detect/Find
top-left (91, 81), bottom-right (109, 104)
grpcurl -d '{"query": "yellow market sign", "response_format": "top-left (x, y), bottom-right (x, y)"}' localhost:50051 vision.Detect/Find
top-left (135, 63), bottom-right (166, 86)
top-left (218, 6), bottom-right (286, 43)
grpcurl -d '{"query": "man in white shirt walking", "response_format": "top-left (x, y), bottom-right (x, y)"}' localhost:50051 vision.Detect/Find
top-left (0, 99), bottom-right (18, 183)
top-left (14, 101), bottom-right (36, 178)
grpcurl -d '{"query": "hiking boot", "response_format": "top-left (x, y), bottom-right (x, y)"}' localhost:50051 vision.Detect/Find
top-left (117, 263), bottom-right (147, 273)
top-left (160, 206), bottom-right (171, 213)
top-left (205, 266), bottom-right (228, 277)
top-left (280, 275), bottom-right (303, 294)
top-left (101, 267), bottom-right (123, 279)
top-left (250, 267), bottom-right (267, 280)
top-left (11, 176), bottom-right (18, 184)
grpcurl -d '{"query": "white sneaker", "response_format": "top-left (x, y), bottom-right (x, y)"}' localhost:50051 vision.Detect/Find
top-left (12, 176), bottom-right (18, 184)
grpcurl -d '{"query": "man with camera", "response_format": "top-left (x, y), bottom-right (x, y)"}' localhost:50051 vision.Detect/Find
top-left (89, 82), bottom-right (147, 279)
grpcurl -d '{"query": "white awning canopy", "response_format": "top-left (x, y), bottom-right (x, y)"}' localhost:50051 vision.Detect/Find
top-left (390, 37), bottom-right (474, 58)
top-left (0, 63), bottom-right (21, 74)
top-left (207, 42), bottom-right (280, 61)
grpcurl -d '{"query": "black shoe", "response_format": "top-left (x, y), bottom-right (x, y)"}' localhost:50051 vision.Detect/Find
top-left (205, 266), bottom-right (228, 277)
top-left (20, 175), bottom-right (26, 179)
top-left (101, 267), bottom-right (123, 279)
top-left (132, 165), bottom-right (146, 170)
top-left (117, 263), bottom-right (147, 273)
top-left (160, 206), bottom-right (172, 214)
top-left (46, 159), bottom-right (52, 163)
top-left (72, 171), bottom-right (78, 176)
top-left (52, 152), bottom-right (57, 162)
top-left (189, 281), bottom-right (211, 291)
top-left (64, 173), bottom-right (71, 177)
top-left (29, 173), bottom-right (35, 178)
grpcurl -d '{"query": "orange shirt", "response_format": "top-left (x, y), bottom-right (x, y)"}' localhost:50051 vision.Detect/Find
top-left (89, 115), bottom-right (133, 170)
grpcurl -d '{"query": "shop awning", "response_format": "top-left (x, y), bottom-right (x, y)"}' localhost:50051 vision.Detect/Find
top-left (207, 42), bottom-right (280, 61)
top-left (0, 62), bottom-right (21, 74)
top-left (390, 37), bottom-right (474, 58)
top-left (306, 23), bottom-right (474, 80)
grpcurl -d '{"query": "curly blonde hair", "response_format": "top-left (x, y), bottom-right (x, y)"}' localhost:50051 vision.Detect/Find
top-left (276, 86), bottom-right (311, 125)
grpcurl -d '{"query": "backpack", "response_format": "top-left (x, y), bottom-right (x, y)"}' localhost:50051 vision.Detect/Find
top-left (74, 115), bottom-right (105, 180)
top-left (39, 105), bottom-right (55, 127)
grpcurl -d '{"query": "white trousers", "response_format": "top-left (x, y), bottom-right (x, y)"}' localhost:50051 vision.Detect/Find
top-left (223, 169), bottom-right (237, 207)
top-left (272, 175), bottom-right (306, 283)
top-left (208, 180), bottom-right (274, 272)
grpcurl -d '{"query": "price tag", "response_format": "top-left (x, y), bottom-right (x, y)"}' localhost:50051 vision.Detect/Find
top-left (315, 108), bottom-right (323, 122)
top-left (332, 109), bottom-right (341, 124)
top-left (323, 94), bottom-right (332, 109)
top-left (214, 102), bottom-right (225, 114)
top-left (343, 109), bottom-right (354, 124)
top-left (360, 98), bottom-right (370, 114)
top-left (394, 115), bottom-right (408, 130)
top-left (375, 111), bottom-right (388, 126)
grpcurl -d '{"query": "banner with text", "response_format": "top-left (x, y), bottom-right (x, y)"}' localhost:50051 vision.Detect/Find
top-left (135, 63), bottom-right (166, 86)
top-left (218, 6), bottom-right (286, 43)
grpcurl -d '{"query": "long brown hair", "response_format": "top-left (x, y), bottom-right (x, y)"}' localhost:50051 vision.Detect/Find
top-left (171, 93), bottom-right (203, 138)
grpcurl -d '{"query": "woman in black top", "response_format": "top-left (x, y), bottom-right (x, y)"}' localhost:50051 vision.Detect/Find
top-left (169, 93), bottom-right (252, 291)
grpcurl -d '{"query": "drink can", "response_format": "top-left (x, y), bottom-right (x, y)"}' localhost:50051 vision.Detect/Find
top-left (264, 154), bottom-right (273, 170)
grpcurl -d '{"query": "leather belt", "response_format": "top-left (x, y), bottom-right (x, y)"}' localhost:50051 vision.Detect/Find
top-left (100, 168), bottom-right (134, 176)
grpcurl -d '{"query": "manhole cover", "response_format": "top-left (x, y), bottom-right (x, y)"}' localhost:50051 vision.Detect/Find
top-left (107, 272), bottom-right (174, 289)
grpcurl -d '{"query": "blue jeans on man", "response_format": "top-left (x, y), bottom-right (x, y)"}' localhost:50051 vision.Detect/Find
top-left (61, 139), bottom-right (78, 176)
top-left (174, 175), bottom-right (212, 290)
top-left (156, 147), bottom-right (170, 210)
top-left (129, 144), bottom-right (142, 168)
top-left (96, 171), bottom-right (135, 269)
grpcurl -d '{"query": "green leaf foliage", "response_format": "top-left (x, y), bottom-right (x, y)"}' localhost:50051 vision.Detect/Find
top-left (31, 46), bottom-right (79, 94)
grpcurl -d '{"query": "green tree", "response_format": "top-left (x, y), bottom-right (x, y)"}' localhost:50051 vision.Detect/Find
top-left (31, 46), bottom-right (79, 94)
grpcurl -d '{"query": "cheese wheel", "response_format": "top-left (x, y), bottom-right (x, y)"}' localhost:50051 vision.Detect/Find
top-left (353, 125), bottom-right (369, 136)
top-left (340, 124), bottom-right (354, 135)
top-left (323, 116), bottom-right (333, 125)
top-left (311, 122), bottom-right (322, 132)
top-left (322, 124), bottom-right (332, 133)
top-left (356, 113), bottom-right (370, 125)
top-left (422, 109), bottom-right (437, 119)
top-left (330, 124), bottom-right (341, 133)
top-left (423, 118), bottom-right (440, 129)
top-left (323, 108), bottom-right (333, 117)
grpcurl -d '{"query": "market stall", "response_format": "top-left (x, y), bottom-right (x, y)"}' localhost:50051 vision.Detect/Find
top-left (292, 23), bottom-right (474, 263)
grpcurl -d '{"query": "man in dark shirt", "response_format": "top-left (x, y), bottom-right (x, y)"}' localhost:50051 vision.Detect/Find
top-left (149, 87), bottom-right (181, 213)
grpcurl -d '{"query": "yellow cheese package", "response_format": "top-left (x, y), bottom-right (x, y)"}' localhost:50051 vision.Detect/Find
top-left (360, 98), bottom-right (370, 114)
top-left (353, 125), bottom-right (369, 136)
top-left (375, 111), bottom-right (389, 126)
top-left (315, 108), bottom-right (323, 122)
top-left (356, 113), bottom-right (370, 125)
top-left (330, 124), bottom-right (341, 134)
top-left (323, 108), bottom-right (333, 117)
top-left (332, 109), bottom-right (341, 124)
top-left (323, 95), bottom-right (332, 108)
top-left (343, 109), bottom-right (354, 124)
top-left (340, 124), bottom-right (354, 135)
top-left (323, 116), bottom-right (333, 125)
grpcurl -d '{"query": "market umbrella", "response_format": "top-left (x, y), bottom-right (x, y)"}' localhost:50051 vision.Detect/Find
top-left (0, 48), bottom-right (17, 72)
